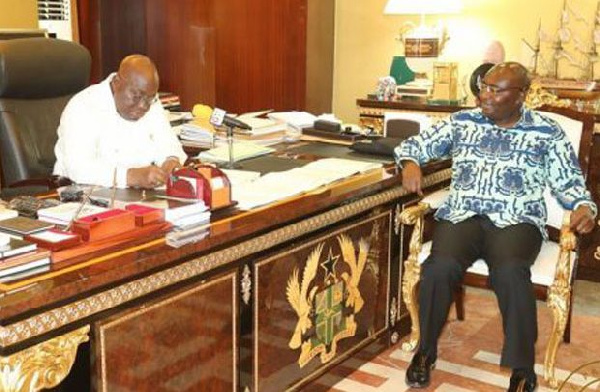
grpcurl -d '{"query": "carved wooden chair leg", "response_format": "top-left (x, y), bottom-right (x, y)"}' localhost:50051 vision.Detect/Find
top-left (544, 282), bottom-right (570, 388)
top-left (401, 260), bottom-right (421, 351)
top-left (563, 287), bottom-right (574, 343)
top-left (454, 285), bottom-right (465, 321)
top-left (399, 203), bottom-right (429, 352)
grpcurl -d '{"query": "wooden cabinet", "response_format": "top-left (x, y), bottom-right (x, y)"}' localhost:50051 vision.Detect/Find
top-left (356, 98), bottom-right (468, 134)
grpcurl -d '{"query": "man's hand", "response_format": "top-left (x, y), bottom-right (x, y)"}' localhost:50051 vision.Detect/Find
top-left (160, 157), bottom-right (181, 174)
top-left (401, 161), bottom-right (423, 196)
top-left (570, 205), bottom-right (595, 234)
top-left (127, 165), bottom-right (167, 188)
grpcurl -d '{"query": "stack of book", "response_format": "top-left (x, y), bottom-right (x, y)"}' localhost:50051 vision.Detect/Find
top-left (267, 111), bottom-right (317, 133)
top-left (178, 118), bottom-right (215, 149)
top-left (159, 92), bottom-right (181, 112)
top-left (215, 112), bottom-right (288, 146)
top-left (130, 197), bottom-right (210, 229)
top-left (0, 233), bottom-right (51, 281)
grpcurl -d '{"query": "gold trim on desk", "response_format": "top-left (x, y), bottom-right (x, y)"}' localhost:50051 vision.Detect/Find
top-left (0, 169), bottom-right (451, 349)
top-left (0, 325), bottom-right (89, 392)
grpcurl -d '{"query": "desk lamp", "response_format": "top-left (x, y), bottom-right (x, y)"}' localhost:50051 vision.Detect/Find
top-left (383, 0), bottom-right (463, 57)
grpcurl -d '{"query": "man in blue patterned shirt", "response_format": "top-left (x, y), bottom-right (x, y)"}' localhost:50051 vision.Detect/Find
top-left (395, 62), bottom-right (596, 392)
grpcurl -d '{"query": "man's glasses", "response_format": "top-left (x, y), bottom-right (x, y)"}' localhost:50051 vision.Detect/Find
top-left (478, 80), bottom-right (525, 95)
top-left (125, 87), bottom-right (158, 107)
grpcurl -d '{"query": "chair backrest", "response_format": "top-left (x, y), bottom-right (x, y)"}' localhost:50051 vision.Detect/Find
top-left (0, 37), bottom-right (90, 193)
top-left (383, 112), bottom-right (431, 138)
top-left (538, 105), bottom-right (595, 229)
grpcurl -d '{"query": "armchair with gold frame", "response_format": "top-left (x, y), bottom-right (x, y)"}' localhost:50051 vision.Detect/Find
top-left (398, 104), bottom-right (594, 388)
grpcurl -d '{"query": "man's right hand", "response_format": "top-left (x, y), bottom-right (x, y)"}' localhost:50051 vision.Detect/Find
top-left (401, 161), bottom-right (423, 196)
top-left (127, 165), bottom-right (167, 188)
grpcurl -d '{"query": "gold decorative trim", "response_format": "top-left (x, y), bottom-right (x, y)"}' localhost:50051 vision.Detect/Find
top-left (544, 224), bottom-right (576, 388)
top-left (525, 82), bottom-right (571, 109)
top-left (0, 169), bottom-right (451, 349)
top-left (0, 325), bottom-right (89, 392)
top-left (399, 202), bottom-right (431, 352)
top-left (390, 297), bottom-right (397, 327)
top-left (241, 264), bottom-right (252, 305)
top-left (286, 233), bottom-right (370, 367)
top-left (97, 273), bottom-right (237, 392)
top-left (394, 204), bottom-right (401, 235)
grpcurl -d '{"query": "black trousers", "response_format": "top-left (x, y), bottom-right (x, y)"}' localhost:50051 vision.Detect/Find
top-left (418, 215), bottom-right (542, 369)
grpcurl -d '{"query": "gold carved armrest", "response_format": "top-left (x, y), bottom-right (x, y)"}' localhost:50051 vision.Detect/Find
top-left (545, 211), bottom-right (577, 387)
top-left (399, 188), bottom-right (449, 351)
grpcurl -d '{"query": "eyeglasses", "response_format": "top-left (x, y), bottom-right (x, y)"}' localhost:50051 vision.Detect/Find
top-left (478, 80), bottom-right (525, 95)
top-left (126, 88), bottom-right (158, 107)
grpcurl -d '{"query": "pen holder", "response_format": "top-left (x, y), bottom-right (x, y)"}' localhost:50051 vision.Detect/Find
top-left (166, 166), bottom-right (232, 210)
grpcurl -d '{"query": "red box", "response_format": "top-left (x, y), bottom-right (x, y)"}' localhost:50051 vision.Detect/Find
top-left (25, 228), bottom-right (82, 251)
top-left (125, 204), bottom-right (165, 226)
top-left (72, 209), bottom-right (136, 242)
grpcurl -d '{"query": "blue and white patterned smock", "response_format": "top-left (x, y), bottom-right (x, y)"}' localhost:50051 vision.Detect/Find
top-left (394, 107), bottom-right (597, 238)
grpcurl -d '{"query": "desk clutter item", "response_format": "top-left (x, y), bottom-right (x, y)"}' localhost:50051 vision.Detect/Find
top-left (350, 137), bottom-right (404, 157)
top-left (8, 196), bottom-right (60, 218)
top-left (302, 127), bottom-right (364, 142)
top-left (0, 236), bottom-right (37, 258)
top-left (197, 142), bottom-right (275, 164)
top-left (71, 209), bottom-right (136, 242)
top-left (0, 248), bottom-right (50, 279)
top-left (37, 202), bottom-right (108, 225)
top-left (0, 216), bottom-right (55, 236)
top-left (124, 204), bottom-right (164, 226)
top-left (167, 165), bottom-right (232, 210)
top-left (26, 229), bottom-right (82, 251)
top-left (0, 207), bottom-right (18, 222)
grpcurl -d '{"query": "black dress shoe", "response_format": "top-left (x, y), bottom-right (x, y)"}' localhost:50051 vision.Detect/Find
top-left (405, 351), bottom-right (436, 388)
top-left (507, 369), bottom-right (537, 392)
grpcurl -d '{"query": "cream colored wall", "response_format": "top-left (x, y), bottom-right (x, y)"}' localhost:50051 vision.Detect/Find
top-left (0, 0), bottom-right (37, 28)
top-left (333, 0), bottom-right (597, 123)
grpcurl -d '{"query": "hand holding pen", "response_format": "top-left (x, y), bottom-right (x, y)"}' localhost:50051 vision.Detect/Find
top-left (126, 158), bottom-right (181, 189)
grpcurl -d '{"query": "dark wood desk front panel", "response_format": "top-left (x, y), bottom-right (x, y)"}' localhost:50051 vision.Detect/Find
top-left (254, 211), bottom-right (390, 391)
top-left (94, 270), bottom-right (236, 392)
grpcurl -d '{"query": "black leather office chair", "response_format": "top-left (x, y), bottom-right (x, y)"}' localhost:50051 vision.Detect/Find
top-left (0, 37), bottom-right (90, 197)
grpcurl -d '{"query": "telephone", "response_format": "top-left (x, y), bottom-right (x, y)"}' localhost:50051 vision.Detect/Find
top-left (341, 123), bottom-right (362, 134)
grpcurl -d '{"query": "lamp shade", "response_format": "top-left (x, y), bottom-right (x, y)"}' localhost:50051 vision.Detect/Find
top-left (383, 0), bottom-right (463, 15)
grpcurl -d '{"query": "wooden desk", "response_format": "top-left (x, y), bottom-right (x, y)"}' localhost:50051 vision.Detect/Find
top-left (0, 143), bottom-right (451, 391)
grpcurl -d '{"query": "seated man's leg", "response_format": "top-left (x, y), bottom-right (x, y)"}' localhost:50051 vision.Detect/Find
top-left (406, 216), bottom-right (484, 388)
top-left (482, 219), bottom-right (542, 391)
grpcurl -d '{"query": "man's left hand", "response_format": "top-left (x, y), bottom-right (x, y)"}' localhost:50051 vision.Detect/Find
top-left (570, 205), bottom-right (595, 234)
top-left (160, 157), bottom-right (181, 175)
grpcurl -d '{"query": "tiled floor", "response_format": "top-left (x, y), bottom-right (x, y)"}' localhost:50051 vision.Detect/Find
top-left (319, 281), bottom-right (600, 392)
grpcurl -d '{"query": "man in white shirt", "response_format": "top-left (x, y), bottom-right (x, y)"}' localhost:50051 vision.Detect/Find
top-left (54, 55), bottom-right (187, 189)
